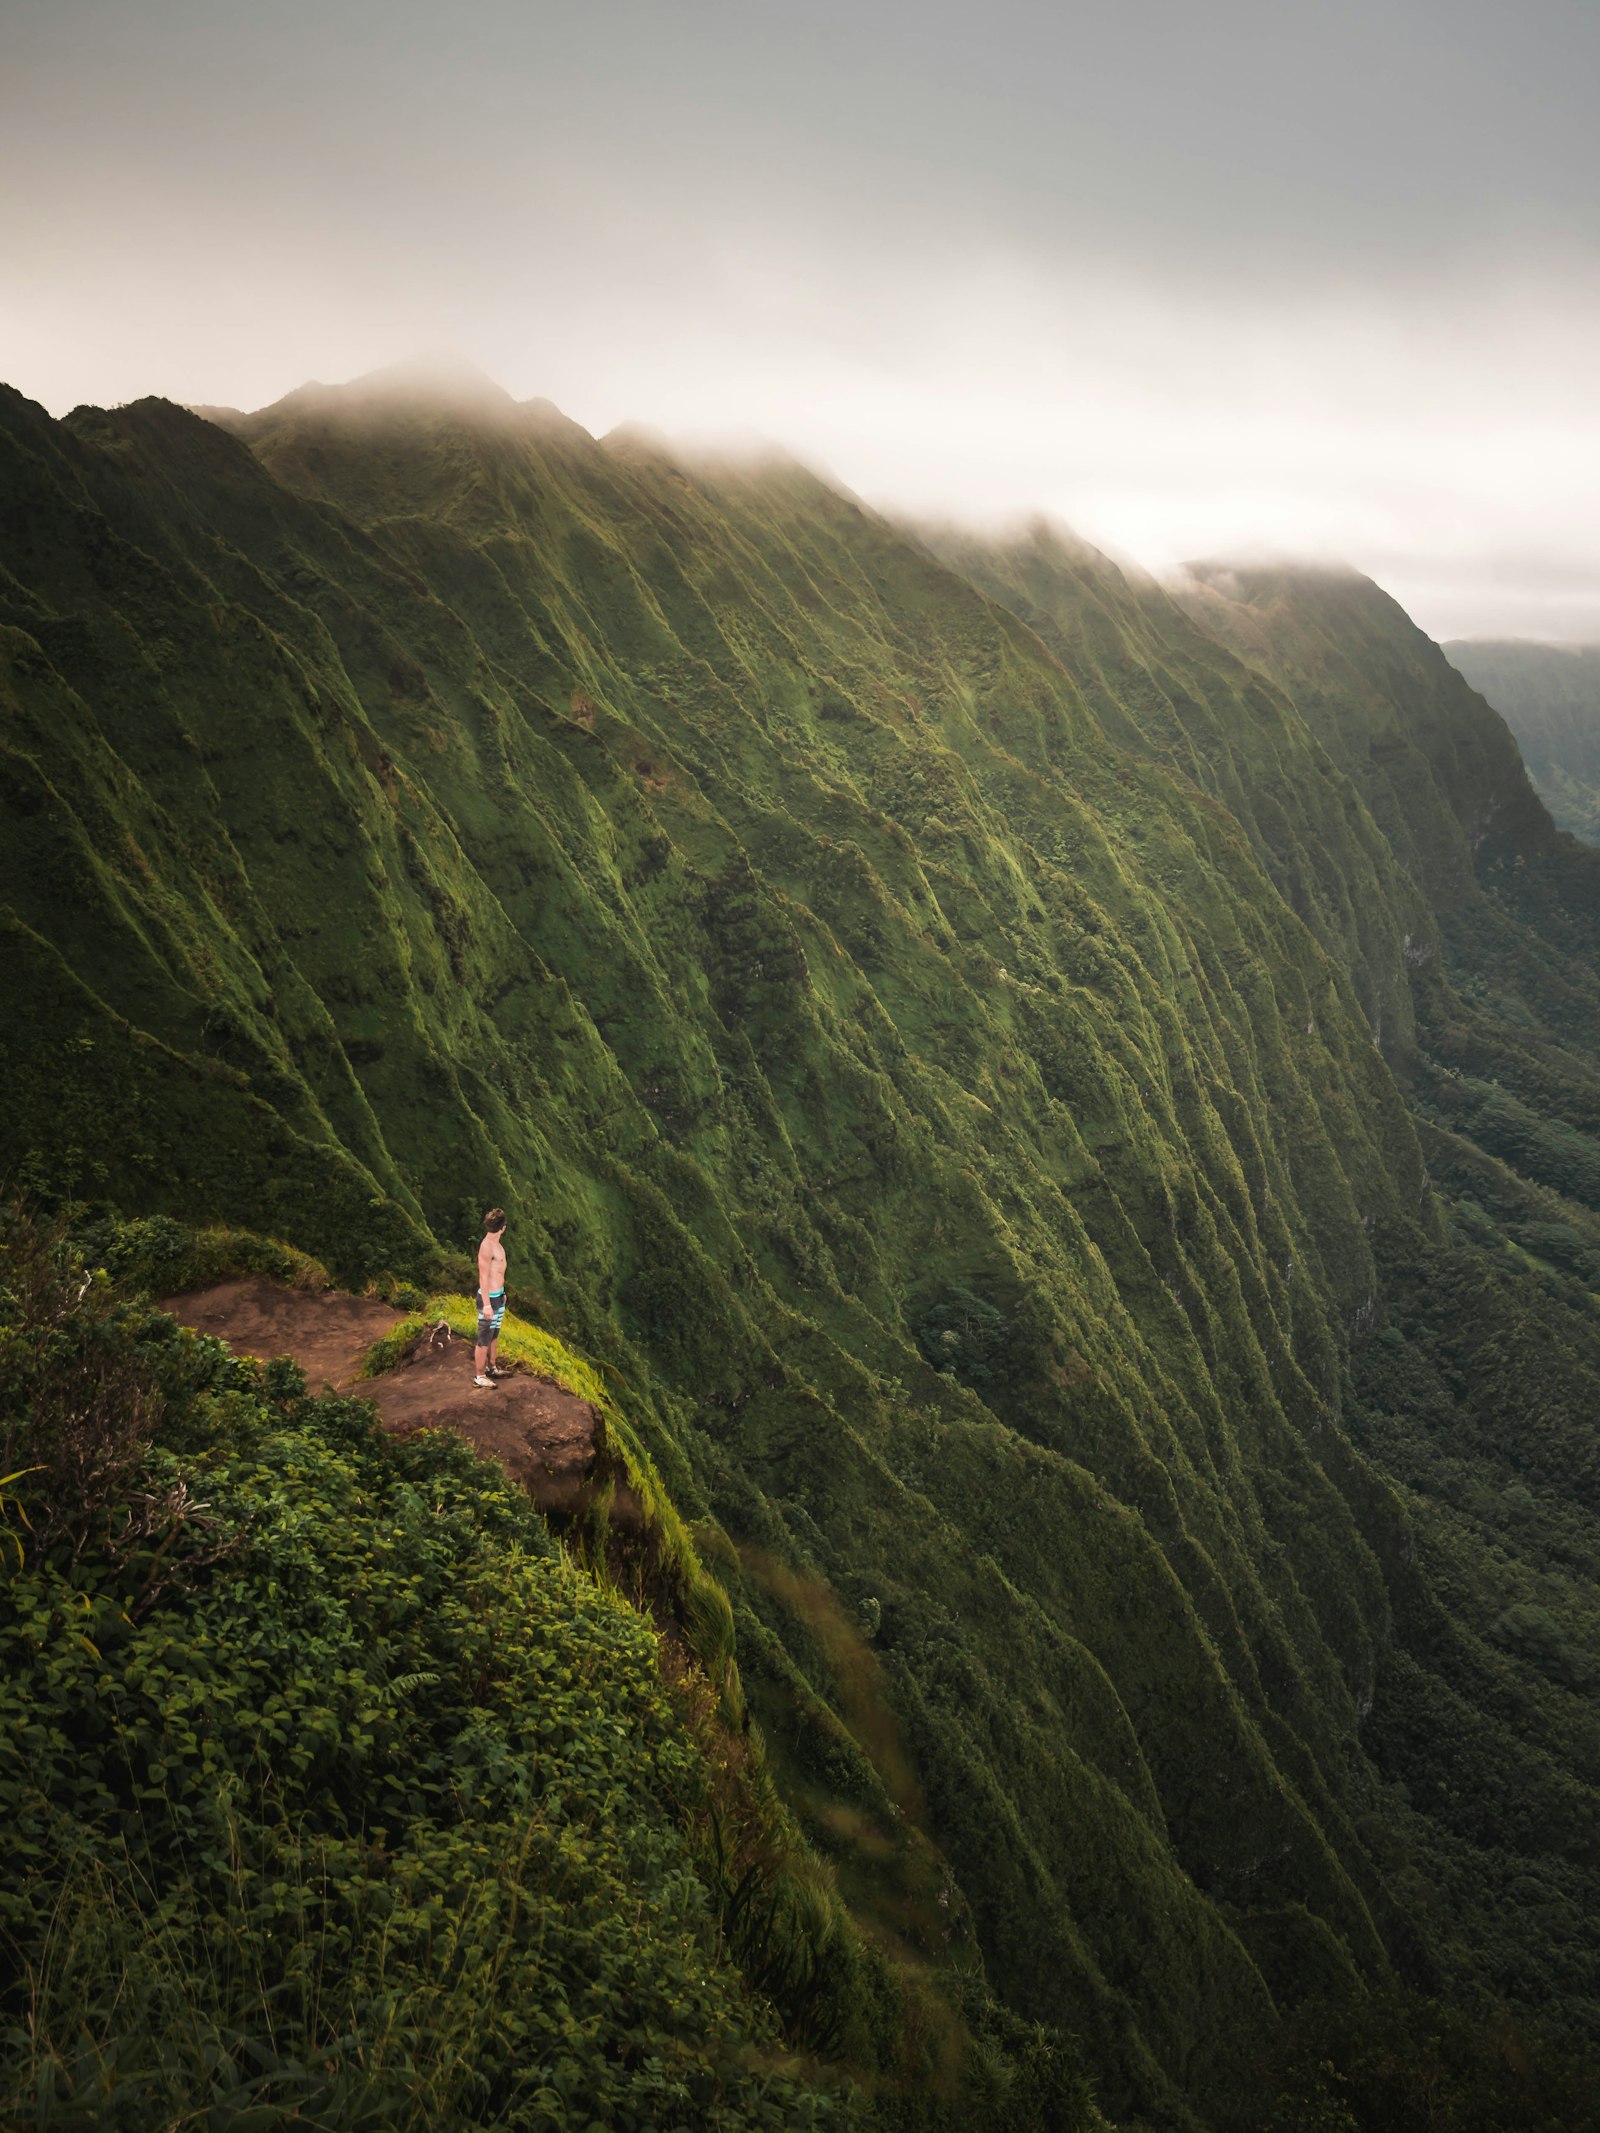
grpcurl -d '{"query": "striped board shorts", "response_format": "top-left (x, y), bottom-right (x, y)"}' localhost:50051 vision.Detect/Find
top-left (476, 1290), bottom-right (506, 1344)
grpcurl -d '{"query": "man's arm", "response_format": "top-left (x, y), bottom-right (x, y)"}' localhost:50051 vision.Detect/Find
top-left (477, 1240), bottom-right (494, 1309)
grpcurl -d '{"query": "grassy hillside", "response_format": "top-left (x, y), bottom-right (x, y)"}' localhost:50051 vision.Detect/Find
top-left (1446, 639), bottom-right (1600, 844)
top-left (4, 367), bottom-right (1600, 2126)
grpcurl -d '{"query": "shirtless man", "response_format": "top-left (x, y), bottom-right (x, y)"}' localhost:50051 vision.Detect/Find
top-left (473, 1208), bottom-right (508, 1388)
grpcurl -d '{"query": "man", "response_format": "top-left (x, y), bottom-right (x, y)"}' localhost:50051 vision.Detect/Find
top-left (473, 1207), bottom-right (508, 1388)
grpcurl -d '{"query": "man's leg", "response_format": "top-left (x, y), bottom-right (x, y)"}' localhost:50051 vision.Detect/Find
top-left (474, 1304), bottom-right (496, 1386)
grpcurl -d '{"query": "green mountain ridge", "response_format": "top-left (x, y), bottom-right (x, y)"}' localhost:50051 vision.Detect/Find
top-left (1445, 638), bottom-right (1600, 845)
top-left (5, 368), bottom-right (1600, 2127)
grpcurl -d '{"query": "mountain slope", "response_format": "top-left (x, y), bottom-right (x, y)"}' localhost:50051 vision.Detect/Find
top-left (5, 372), bottom-right (1600, 2125)
top-left (916, 522), bottom-right (1436, 1053)
top-left (936, 530), bottom-right (1600, 2067)
top-left (1446, 638), bottom-right (1600, 844)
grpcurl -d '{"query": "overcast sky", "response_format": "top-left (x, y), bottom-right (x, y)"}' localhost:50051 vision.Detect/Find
top-left (6, 0), bottom-right (1599, 640)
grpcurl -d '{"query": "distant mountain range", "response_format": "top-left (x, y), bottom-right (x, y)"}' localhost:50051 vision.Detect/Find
top-left (6, 361), bottom-right (1600, 2128)
top-left (1447, 639), bottom-right (1600, 844)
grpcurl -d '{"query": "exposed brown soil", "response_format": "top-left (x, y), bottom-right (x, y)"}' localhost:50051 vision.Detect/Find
top-left (161, 1276), bottom-right (616, 1519)
top-left (161, 1278), bottom-right (396, 1389)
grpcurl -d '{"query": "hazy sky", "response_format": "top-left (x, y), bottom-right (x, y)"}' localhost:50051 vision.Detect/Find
top-left (6, 0), bottom-right (1599, 640)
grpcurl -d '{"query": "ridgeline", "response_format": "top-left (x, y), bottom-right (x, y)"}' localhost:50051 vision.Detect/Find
top-left (1446, 639), bottom-right (1600, 846)
top-left (5, 363), bottom-right (1600, 2130)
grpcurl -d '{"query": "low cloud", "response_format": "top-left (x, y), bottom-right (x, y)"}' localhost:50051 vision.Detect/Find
top-left (8, 0), bottom-right (1600, 643)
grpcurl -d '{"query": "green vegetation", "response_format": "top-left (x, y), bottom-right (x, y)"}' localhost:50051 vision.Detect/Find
top-left (1, 1208), bottom-right (1101, 2129)
top-left (0, 1211), bottom-right (837, 2129)
top-left (3, 364), bottom-right (1600, 2123)
top-left (1446, 640), bottom-right (1600, 845)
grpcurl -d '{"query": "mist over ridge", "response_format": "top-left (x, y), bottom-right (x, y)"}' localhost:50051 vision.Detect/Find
top-left (9, 332), bottom-right (1600, 2125)
top-left (13, 0), bottom-right (1600, 641)
top-left (184, 352), bottom-right (1470, 647)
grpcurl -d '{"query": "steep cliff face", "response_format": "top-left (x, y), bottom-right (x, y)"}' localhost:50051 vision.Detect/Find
top-left (4, 370), bottom-right (1600, 2122)
top-left (1174, 565), bottom-right (1547, 899)
top-left (1447, 638), bottom-right (1600, 845)
top-left (917, 524), bottom-right (1437, 1055)
top-left (1177, 567), bottom-right (1600, 1188)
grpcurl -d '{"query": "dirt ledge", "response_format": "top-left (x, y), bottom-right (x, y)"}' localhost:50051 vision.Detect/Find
top-left (161, 1276), bottom-right (634, 1523)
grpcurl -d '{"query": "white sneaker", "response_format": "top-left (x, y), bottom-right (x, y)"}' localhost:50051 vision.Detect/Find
top-left (473, 1373), bottom-right (495, 1388)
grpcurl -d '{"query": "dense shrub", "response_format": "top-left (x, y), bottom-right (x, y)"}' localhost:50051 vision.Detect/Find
top-left (911, 1285), bottom-right (1011, 1388)
top-left (0, 1217), bottom-right (841, 2130)
top-left (1238, 1988), bottom-right (1600, 2133)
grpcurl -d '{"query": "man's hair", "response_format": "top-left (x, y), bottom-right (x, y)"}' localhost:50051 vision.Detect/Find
top-left (484, 1208), bottom-right (507, 1233)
